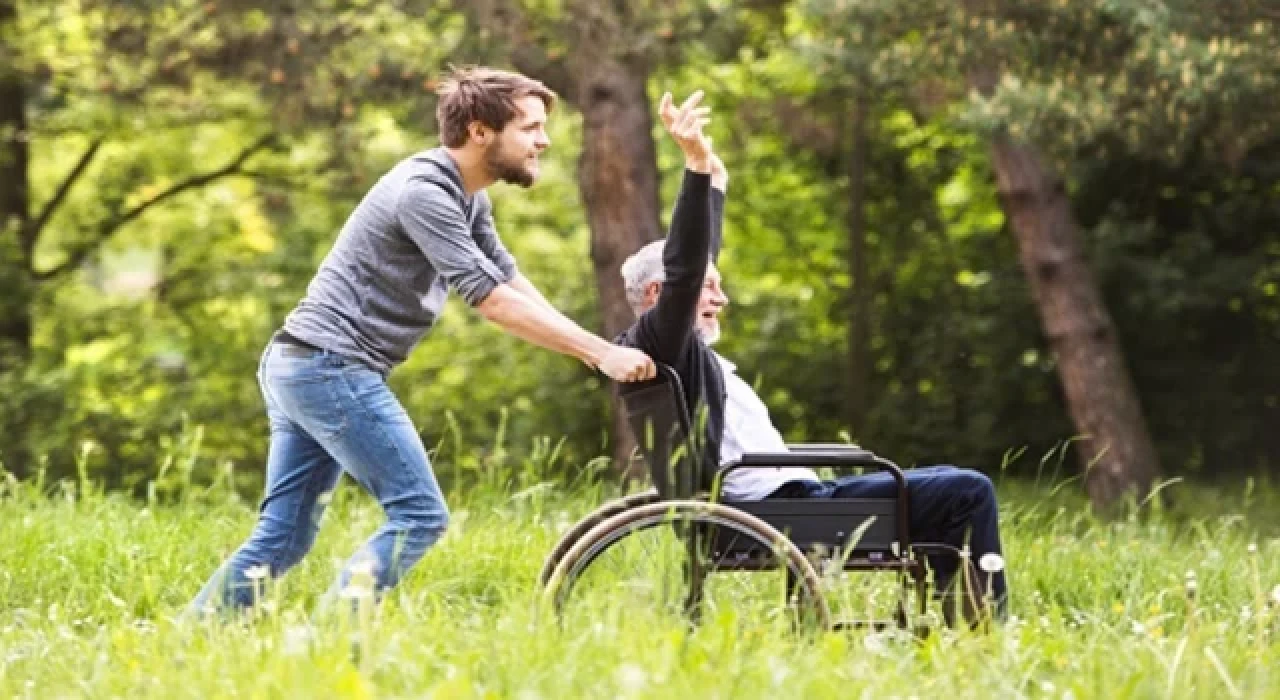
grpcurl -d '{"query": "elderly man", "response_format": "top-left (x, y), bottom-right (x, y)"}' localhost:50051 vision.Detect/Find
top-left (616, 93), bottom-right (1008, 619)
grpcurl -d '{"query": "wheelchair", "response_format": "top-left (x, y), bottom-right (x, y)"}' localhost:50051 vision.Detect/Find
top-left (539, 365), bottom-right (987, 631)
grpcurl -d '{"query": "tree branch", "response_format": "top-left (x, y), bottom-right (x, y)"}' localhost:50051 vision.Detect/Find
top-left (36, 132), bottom-right (278, 282)
top-left (33, 109), bottom-right (264, 138)
top-left (25, 138), bottom-right (105, 251)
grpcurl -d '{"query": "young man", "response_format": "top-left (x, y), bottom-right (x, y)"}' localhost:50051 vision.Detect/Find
top-left (617, 93), bottom-right (1008, 618)
top-left (190, 66), bottom-right (655, 615)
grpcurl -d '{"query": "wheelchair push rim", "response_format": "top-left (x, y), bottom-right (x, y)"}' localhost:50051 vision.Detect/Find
top-left (543, 500), bottom-right (832, 629)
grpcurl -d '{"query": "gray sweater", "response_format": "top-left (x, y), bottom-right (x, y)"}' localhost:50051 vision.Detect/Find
top-left (282, 148), bottom-right (518, 374)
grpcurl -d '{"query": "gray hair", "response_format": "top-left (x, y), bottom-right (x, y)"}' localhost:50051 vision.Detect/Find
top-left (620, 240), bottom-right (666, 312)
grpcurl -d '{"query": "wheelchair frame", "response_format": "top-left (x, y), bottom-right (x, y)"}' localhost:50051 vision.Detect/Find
top-left (540, 364), bottom-right (980, 630)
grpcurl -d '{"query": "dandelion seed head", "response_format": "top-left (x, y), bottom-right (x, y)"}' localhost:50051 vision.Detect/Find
top-left (979, 553), bottom-right (1005, 573)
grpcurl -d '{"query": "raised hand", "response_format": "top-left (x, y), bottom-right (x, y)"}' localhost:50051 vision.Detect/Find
top-left (658, 90), bottom-right (712, 173)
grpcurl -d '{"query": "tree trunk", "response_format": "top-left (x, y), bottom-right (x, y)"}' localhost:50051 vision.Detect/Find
top-left (0, 0), bottom-right (33, 371)
top-left (575, 61), bottom-right (665, 479)
top-left (845, 96), bottom-right (871, 439)
top-left (987, 134), bottom-right (1162, 508)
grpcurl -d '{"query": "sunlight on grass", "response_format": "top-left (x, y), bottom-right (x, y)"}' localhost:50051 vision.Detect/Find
top-left (1, 470), bottom-right (1279, 698)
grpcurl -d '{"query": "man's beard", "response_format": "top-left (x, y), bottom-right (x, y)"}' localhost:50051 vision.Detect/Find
top-left (696, 323), bottom-right (720, 346)
top-left (484, 142), bottom-right (535, 188)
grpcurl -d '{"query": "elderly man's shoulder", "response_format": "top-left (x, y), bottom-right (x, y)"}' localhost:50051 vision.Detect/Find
top-left (613, 322), bottom-right (645, 352)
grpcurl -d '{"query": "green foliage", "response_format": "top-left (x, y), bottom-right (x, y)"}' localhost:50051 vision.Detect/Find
top-left (797, 0), bottom-right (1280, 472)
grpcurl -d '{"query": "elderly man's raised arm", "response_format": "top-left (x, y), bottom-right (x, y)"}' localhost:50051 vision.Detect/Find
top-left (630, 91), bottom-right (715, 365)
top-left (634, 170), bottom-right (713, 364)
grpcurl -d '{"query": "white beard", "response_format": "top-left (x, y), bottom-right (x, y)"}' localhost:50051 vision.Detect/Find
top-left (696, 324), bottom-right (720, 346)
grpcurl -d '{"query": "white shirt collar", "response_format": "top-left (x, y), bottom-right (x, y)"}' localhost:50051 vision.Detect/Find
top-left (714, 352), bottom-right (737, 375)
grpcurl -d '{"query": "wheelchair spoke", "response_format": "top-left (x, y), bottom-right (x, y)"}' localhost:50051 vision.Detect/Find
top-left (549, 503), bottom-right (830, 629)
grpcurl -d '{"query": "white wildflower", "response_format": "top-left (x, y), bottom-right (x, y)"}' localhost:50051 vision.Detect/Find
top-left (979, 553), bottom-right (1005, 573)
top-left (283, 625), bottom-right (314, 656)
top-left (616, 663), bottom-right (648, 692)
top-left (348, 558), bottom-right (377, 578)
top-left (340, 583), bottom-right (374, 601)
top-left (767, 656), bottom-right (791, 686)
top-left (244, 565), bottom-right (270, 581)
top-left (862, 631), bottom-right (890, 654)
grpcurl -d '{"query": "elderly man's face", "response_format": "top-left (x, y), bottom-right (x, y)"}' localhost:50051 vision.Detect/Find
top-left (643, 263), bottom-right (730, 344)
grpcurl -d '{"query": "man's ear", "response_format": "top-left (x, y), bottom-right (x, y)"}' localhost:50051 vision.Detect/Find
top-left (645, 281), bottom-right (662, 303)
top-left (468, 121), bottom-right (489, 145)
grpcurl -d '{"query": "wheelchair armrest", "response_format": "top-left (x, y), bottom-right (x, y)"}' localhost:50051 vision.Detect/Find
top-left (719, 451), bottom-right (903, 485)
top-left (786, 442), bottom-right (864, 452)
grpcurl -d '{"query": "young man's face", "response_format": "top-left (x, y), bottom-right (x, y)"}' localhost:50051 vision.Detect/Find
top-left (483, 96), bottom-right (551, 187)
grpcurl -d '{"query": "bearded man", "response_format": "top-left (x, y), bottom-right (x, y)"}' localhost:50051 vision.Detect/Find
top-left (190, 66), bottom-right (655, 615)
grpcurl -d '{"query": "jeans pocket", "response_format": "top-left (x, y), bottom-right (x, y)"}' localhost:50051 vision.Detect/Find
top-left (265, 367), bottom-right (349, 440)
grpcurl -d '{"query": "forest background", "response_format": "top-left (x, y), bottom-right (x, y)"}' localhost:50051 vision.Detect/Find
top-left (2, 0), bottom-right (1278, 511)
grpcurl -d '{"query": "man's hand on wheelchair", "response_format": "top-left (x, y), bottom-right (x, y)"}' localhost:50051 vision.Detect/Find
top-left (598, 344), bottom-right (657, 383)
top-left (658, 89), bottom-right (713, 174)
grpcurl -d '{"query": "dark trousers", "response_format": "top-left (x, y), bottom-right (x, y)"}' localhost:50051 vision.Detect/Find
top-left (769, 465), bottom-right (1008, 616)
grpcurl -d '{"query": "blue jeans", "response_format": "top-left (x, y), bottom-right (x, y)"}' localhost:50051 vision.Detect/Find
top-left (189, 341), bottom-right (449, 615)
top-left (770, 466), bottom-right (1008, 616)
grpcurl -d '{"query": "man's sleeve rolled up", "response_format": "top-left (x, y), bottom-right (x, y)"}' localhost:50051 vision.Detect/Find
top-left (397, 178), bottom-right (509, 306)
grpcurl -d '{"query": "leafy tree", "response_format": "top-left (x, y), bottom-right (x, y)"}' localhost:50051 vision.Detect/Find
top-left (801, 0), bottom-right (1280, 507)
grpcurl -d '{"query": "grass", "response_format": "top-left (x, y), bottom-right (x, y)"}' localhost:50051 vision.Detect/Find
top-left (2, 467), bottom-right (1280, 699)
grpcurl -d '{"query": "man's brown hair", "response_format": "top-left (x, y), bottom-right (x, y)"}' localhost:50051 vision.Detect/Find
top-left (435, 66), bottom-right (556, 148)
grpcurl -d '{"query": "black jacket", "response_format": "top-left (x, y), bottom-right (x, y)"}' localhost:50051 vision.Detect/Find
top-left (616, 170), bottom-right (726, 489)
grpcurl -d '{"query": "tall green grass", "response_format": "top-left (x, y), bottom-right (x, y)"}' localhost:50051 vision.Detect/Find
top-left (2, 456), bottom-right (1279, 698)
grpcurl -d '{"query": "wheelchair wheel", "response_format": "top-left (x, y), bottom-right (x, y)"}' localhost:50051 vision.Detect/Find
top-left (538, 489), bottom-right (661, 587)
top-left (543, 500), bottom-right (831, 629)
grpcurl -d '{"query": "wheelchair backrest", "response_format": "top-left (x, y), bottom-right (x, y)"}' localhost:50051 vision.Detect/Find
top-left (620, 365), bottom-right (702, 500)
